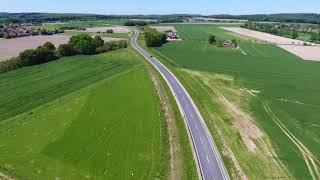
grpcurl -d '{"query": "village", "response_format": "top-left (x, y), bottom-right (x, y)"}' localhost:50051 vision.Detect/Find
top-left (0, 22), bottom-right (64, 39)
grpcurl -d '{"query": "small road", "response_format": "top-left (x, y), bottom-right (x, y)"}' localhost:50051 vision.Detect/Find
top-left (130, 29), bottom-right (229, 180)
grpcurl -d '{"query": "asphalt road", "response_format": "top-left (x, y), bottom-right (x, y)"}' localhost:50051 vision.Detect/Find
top-left (130, 29), bottom-right (229, 180)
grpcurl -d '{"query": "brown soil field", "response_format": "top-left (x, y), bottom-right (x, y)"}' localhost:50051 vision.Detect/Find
top-left (279, 45), bottom-right (320, 61)
top-left (149, 26), bottom-right (177, 32)
top-left (222, 27), bottom-right (320, 61)
top-left (0, 35), bottom-right (70, 61)
top-left (101, 37), bottom-right (126, 42)
top-left (85, 26), bottom-right (131, 33)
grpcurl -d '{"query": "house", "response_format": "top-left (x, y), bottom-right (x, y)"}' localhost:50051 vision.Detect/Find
top-left (9, 23), bottom-right (20, 28)
top-left (223, 40), bottom-right (232, 46)
top-left (21, 22), bottom-right (34, 26)
top-left (166, 32), bottom-right (178, 40)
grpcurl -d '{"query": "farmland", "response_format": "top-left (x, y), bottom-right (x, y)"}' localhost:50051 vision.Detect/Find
top-left (223, 27), bottom-right (320, 61)
top-left (0, 35), bottom-right (70, 61)
top-left (0, 49), bottom-right (168, 179)
top-left (151, 24), bottom-right (320, 179)
top-left (37, 20), bottom-right (128, 30)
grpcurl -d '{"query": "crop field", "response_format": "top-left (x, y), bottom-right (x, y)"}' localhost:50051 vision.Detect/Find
top-left (152, 24), bottom-right (320, 179)
top-left (0, 49), bottom-right (167, 179)
top-left (223, 27), bottom-right (320, 61)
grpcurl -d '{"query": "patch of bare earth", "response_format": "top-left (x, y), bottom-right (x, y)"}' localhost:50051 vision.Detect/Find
top-left (184, 69), bottom-right (290, 179)
top-left (85, 26), bottom-right (131, 33)
top-left (0, 35), bottom-right (70, 61)
top-left (101, 37), bottom-right (126, 42)
top-left (222, 27), bottom-right (320, 61)
top-left (279, 45), bottom-right (320, 61)
top-left (0, 171), bottom-right (14, 180)
top-left (149, 26), bottom-right (177, 33)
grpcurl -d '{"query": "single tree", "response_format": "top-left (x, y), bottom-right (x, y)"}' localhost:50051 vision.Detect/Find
top-left (208, 35), bottom-right (216, 44)
top-left (291, 31), bottom-right (299, 39)
top-left (231, 39), bottom-right (238, 47)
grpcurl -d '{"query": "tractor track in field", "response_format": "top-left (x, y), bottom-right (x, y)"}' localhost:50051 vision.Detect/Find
top-left (263, 103), bottom-right (320, 180)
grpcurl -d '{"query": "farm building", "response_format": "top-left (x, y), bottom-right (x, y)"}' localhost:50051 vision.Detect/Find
top-left (223, 40), bottom-right (232, 46)
top-left (166, 32), bottom-right (177, 39)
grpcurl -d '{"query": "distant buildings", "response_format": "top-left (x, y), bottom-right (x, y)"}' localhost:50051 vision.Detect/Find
top-left (0, 22), bottom-right (62, 39)
top-left (165, 31), bottom-right (180, 40)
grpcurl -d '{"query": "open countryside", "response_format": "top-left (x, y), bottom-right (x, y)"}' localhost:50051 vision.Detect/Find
top-left (1, 2), bottom-right (320, 180)
top-left (151, 24), bottom-right (320, 179)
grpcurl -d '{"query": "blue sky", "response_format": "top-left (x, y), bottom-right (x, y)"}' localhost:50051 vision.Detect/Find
top-left (1, 0), bottom-right (319, 15)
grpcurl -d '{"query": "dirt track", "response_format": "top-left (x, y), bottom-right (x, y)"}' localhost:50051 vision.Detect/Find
top-left (0, 35), bottom-right (70, 61)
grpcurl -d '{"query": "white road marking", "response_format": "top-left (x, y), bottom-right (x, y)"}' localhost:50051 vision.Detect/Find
top-left (206, 155), bottom-right (210, 163)
top-left (200, 137), bottom-right (204, 145)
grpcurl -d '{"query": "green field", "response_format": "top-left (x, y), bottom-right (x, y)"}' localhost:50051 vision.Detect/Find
top-left (151, 24), bottom-right (320, 179)
top-left (0, 49), bottom-right (168, 179)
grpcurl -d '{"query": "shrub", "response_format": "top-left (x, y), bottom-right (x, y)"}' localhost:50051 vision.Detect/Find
top-left (18, 42), bottom-right (57, 66)
top-left (208, 35), bottom-right (216, 44)
top-left (0, 57), bottom-right (22, 74)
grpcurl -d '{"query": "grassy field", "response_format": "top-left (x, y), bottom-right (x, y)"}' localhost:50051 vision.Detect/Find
top-left (0, 49), bottom-right (168, 179)
top-left (151, 24), bottom-right (320, 179)
top-left (137, 38), bottom-right (198, 179)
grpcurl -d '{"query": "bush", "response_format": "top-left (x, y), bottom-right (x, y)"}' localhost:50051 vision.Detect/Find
top-left (0, 57), bottom-right (22, 74)
top-left (208, 35), bottom-right (216, 44)
top-left (144, 28), bottom-right (167, 47)
top-left (96, 40), bottom-right (128, 53)
top-left (106, 29), bottom-right (114, 33)
top-left (57, 44), bottom-right (76, 57)
top-left (18, 42), bottom-right (57, 66)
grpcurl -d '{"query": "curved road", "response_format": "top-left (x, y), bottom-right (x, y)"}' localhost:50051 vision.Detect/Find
top-left (130, 29), bottom-right (229, 180)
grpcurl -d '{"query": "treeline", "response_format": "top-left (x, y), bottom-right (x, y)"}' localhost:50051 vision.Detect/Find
top-left (143, 27), bottom-right (167, 47)
top-left (124, 21), bottom-right (150, 26)
top-left (209, 13), bottom-right (320, 24)
top-left (242, 22), bottom-right (299, 39)
top-left (0, 34), bottom-right (127, 74)
top-left (242, 22), bottom-right (320, 43)
top-left (0, 13), bottom-right (191, 24)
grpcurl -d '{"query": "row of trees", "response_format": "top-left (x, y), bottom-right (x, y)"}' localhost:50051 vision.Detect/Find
top-left (124, 21), bottom-right (149, 26)
top-left (210, 13), bottom-right (320, 24)
top-left (242, 22), bottom-right (299, 39)
top-left (144, 28), bottom-right (167, 47)
top-left (0, 34), bottom-right (127, 74)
